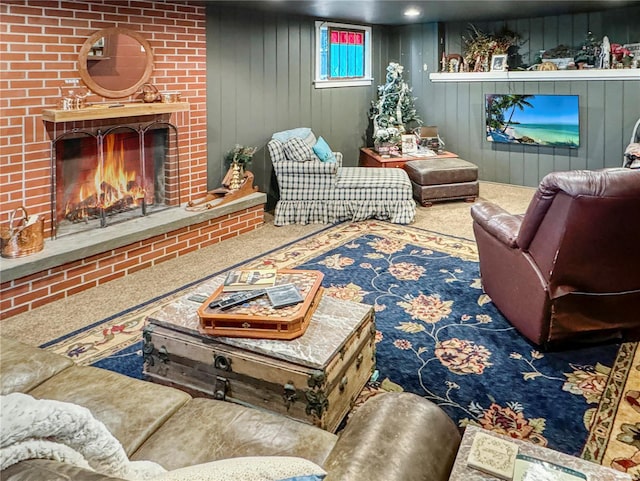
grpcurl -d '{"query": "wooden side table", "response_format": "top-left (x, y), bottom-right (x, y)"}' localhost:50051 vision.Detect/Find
top-left (359, 147), bottom-right (458, 169)
top-left (449, 426), bottom-right (632, 481)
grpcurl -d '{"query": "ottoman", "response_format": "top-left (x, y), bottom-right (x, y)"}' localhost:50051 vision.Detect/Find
top-left (405, 158), bottom-right (479, 206)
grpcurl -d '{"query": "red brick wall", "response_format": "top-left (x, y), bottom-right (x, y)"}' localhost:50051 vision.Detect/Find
top-left (0, 0), bottom-right (208, 232)
top-left (0, 1), bottom-right (267, 320)
top-left (0, 205), bottom-right (264, 320)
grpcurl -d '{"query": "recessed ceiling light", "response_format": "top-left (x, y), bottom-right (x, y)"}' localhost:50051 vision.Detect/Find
top-left (404, 7), bottom-right (421, 17)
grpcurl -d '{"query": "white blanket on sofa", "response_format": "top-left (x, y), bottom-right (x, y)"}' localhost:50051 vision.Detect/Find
top-left (0, 392), bottom-right (167, 480)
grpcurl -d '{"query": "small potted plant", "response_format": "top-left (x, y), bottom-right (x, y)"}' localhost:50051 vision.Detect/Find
top-left (224, 145), bottom-right (257, 172)
top-left (223, 145), bottom-right (257, 190)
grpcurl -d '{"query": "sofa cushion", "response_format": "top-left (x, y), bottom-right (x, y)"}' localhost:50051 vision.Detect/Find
top-left (404, 158), bottom-right (478, 186)
top-left (283, 138), bottom-right (315, 162)
top-left (28, 365), bottom-right (191, 457)
top-left (0, 337), bottom-right (73, 395)
top-left (312, 137), bottom-right (336, 163)
top-left (153, 457), bottom-right (326, 481)
top-left (131, 398), bottom-right (337, 471)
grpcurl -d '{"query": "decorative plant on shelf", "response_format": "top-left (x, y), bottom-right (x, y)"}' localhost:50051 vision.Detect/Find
top-left (463, 24), bottom-right (522, 71)
top-left (224, 145), bottom-right (257, 169)
top-left (368, 62), bottom-right (421, 151)
top-left (223, 145), bottom-right (257, 190)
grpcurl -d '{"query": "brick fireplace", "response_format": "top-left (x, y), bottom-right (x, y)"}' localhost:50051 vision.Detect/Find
top-left (51, 116), bottom-right (181, 238)
top-left (0, 1), bottom-right (265, 319)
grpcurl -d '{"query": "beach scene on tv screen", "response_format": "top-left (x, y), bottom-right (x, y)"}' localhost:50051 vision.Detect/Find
top-left (486, 94), bottom-right (580, 148)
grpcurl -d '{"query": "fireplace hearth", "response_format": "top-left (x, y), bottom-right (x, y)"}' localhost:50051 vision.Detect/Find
top-left (52, 121), bottom-right (179, 238)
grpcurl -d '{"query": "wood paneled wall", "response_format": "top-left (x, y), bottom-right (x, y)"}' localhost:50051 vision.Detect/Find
top-left (394, 6), bottom-right (640, 186)
top-left (205, 6), bottom-right (391, 206)
top-left (206, 5), bottom-right (639, 194)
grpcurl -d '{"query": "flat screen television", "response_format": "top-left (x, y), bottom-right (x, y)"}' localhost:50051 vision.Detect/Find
top-left (485, 94), bottom-right (580, 148)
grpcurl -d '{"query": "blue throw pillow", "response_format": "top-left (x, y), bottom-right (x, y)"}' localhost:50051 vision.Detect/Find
top-left (312, 136), bottom-right (336, 163)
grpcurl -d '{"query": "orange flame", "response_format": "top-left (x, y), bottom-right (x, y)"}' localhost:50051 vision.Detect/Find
top-left (97, 135), bottom-right (139, 207)
top-left (64, 135), bottom-right (146, 219)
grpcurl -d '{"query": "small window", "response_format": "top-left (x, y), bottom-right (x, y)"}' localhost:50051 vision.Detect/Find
top-left (315, 21), bottom-right (372, 89)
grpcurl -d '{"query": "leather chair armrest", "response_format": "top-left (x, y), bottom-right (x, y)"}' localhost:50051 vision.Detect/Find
top-left (470, 201), bottom-right (523, 248)
top-left (323, 393), bottom-right (461, 481)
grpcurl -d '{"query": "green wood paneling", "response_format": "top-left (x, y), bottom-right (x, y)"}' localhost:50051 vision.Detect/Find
top-left (206, 6), bottom-right (391, 206)
top-left (398, 5), bottom-right (640, 187)
top-left (206, 4), bottom-right (639, 202)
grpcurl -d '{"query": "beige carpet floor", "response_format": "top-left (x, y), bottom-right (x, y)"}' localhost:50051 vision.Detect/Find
top-left (0, 181), bottom-right (535, 346)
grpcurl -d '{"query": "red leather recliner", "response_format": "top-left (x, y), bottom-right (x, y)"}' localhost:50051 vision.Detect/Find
top-left (471, 168), bottom-right (640, 347)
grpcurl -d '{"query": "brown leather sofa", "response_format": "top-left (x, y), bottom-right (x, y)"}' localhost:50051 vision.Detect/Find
top-left (0, 336), bottom-right (462, 481)
top-left (471, 168), bottom-right (640, 347)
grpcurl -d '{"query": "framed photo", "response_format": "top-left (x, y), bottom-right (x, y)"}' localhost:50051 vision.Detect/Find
top-left (401, 134), bottom-right (418, 154)
top-left (490, 54), bottom-right (508, 72)
top-left (623, 43), bottom-right (640, 59)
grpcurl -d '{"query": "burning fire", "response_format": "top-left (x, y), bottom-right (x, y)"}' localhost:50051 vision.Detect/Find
top-left (65, 135), bottom-right (147, 222)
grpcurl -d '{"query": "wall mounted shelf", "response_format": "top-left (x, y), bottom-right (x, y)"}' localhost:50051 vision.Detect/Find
top-left (429, 69), bottom-right (639, 82)
top-left (42, 102), bottom-right (189, 123)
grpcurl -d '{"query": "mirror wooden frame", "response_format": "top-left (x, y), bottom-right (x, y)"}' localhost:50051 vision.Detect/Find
top-left (78, 27), bottom-right (154, 99)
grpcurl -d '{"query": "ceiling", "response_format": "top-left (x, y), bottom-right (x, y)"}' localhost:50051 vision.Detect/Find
top-left (205, 0), bottom-right (639, 26)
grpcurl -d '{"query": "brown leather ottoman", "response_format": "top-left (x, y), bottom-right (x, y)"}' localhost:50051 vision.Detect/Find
top-left (405, 158), bottom-right (479, 206)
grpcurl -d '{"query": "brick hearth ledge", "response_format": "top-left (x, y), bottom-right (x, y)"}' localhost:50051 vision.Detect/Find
top-left (0, 193), bottom-right (266, 319)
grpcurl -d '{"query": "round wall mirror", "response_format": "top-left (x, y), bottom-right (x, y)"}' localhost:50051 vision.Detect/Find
top-left (78, 27), bottom-right (153, 99)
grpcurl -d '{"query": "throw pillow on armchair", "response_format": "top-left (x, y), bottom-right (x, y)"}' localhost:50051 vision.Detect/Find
top-left (283, 138), bottom-right (316, 162)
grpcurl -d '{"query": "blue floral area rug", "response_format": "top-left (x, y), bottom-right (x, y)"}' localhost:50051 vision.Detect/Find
top-left (42, 221), bottom-right (625, 459)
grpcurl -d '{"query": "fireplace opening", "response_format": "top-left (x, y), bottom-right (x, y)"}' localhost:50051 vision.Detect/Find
top-left (52, 122), bottom-right (179, 238)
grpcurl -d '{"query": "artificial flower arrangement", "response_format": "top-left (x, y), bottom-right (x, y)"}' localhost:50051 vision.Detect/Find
top-left (373, 126), bottom-right (402, 145)
top-left (224, 144), bottom-right (257, 168)
top-left (463, 24), bottom-right (521, 71)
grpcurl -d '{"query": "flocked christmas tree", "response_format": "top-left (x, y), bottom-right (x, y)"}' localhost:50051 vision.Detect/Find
top-left (368, 62), bottom-right (421, 148)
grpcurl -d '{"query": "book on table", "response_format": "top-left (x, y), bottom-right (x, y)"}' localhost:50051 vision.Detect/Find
top-left (512, 454), bottom-right (587, 481)
top-left (222, 268), bottom-right (277, 292)
top-left (466, 430), bottom-right (519, 480)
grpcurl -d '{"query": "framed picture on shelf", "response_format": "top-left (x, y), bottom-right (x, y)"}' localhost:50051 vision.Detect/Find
top-left (490, 54), bottom-right (508, 72)
top-left (401, 135), bottom-right (418, 154)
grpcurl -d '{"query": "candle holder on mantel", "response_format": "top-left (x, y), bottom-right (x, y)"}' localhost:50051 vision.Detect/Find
top-left (59, 81), bottom-right (89, 110)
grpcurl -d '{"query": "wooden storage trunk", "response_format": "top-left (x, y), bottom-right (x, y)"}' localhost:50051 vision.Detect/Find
top-left (144, 295), bottom-right (375, 432)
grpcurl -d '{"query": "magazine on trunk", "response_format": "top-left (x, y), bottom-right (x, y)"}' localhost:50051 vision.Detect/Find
top-left (222, 268), bottom-right (277, 292)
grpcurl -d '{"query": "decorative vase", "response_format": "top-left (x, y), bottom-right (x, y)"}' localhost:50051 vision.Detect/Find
top-left (229, 161), bottom-right (243, 190)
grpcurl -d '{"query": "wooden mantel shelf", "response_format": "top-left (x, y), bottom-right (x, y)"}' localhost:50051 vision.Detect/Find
top-left (429, 69), bottom-right (639, 82)
top-left (42, 102), bottom-right (189, 123)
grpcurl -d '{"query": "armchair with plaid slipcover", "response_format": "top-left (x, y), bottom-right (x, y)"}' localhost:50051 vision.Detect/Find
top-left (267, 129), bottom-right (416, 226)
